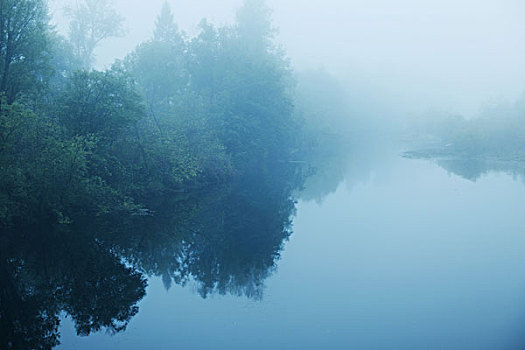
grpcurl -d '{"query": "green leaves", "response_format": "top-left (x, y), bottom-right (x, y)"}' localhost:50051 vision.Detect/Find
top-left (0, 0), bottom-right (51, 102)
top-left (56, 70), bottom-right (144, 139)
top-left (0, 0), bottom-right (302, 227)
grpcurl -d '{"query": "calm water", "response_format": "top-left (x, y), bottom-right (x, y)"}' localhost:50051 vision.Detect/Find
top-left (51, 153), bottom-right (525, 349)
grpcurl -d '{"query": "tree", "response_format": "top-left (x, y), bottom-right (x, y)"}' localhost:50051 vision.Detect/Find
top-left (66, 0), bottom-right (125, 69)
top-left (153, 2), bottom-right (181, 44)
top-left (235, 0), bottom-right (275, 53)
top-left (0, 0), bottom-right (50, 102)
top-left (125, 5), bottom-right (233, 190)
top-left (54, 68), bottom-right (151, 201)
top-left (56, 69), bottom-right (143, 139)
top-left (0, 97), bottom-right (116, 228)
top-left (185, 0), bottom-right (296, 171)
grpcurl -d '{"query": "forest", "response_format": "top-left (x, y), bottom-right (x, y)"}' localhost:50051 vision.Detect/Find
top-left (0, 0), bottom-right (339, 232)
top-left (0, 0), bottom-right (348, 346)
top-left (408, 98), bottom-right (525, 158)
top-left (2, 0), bottom-right (525, 348)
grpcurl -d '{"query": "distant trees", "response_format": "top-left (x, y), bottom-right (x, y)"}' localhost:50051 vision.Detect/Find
top-left (188, 0), bottom-right (296, 169)
top-left (66, 0), bottom-right (125, 68)
top-left (153, 2), bottom-right (180, 43)
top-left (126, 17), bottom-right (228, 190)
top-left (410, 97), bottom-right (525, 157)
top-left (125, 0), bottom-right (298, 188)
top-left (235, 0), bottom-right (275, 52)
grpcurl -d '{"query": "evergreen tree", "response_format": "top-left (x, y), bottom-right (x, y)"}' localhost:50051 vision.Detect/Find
top-left (153, 2), bottom-right (180, 43)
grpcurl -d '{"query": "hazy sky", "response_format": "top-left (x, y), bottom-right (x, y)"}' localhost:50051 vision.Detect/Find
top-left (48, 0), bottom-right (525, 117)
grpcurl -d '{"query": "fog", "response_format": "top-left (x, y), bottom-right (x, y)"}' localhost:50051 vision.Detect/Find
top-left (5, 1), bottom-right (525, 348)
top-left (49, 0), bottom-right (525, 117)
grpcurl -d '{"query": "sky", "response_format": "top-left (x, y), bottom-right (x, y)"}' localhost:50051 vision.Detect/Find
top-left (48, 0), bottom-right (525, 117)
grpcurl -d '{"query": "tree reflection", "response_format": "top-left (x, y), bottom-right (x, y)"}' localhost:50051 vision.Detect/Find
top-left (404, 150), bottom-right (525, 182)
top-left (0, 224), bottom-right (147, 349)
top-left (436, 157), bottom-right (525, 182)
top-left (0, 161), bottom-right (305, 347)
top-left (300, 141), bottom-right (393, 203)
top-left (114, 162), bottom-right (305, 299)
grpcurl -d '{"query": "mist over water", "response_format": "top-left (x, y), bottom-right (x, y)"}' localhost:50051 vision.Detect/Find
top-left (2, 0), bottom-right (525, 349)
top-left (50, 0), bottom-right (525, 117)
top-left (56, 152), bottom-right (525, 350)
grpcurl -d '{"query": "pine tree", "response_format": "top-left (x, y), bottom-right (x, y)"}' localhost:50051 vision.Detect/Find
top-left (153, 2), bottom-right (180, 43)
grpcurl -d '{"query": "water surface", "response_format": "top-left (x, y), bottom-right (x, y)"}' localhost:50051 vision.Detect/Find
top-left (56, 155), bottom-right (525, 349)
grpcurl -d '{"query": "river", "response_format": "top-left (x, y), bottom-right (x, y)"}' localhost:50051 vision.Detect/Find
top-left (54, 153), bottom-right (525, 349)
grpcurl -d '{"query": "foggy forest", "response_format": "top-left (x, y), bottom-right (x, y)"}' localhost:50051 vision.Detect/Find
top-left (1, 0), bottom-right (525, 349)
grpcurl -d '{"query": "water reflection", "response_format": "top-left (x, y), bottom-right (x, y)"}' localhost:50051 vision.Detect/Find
top-left (112, 162), bottom-right (305, 299)
top-left (404, 150), bottom-right (525, 182)
top-left (5, 146), bottom-right (525, 348)
top-left (0, 225), bottom-right (146, 348)
top-left (0, 161), bottom-right (305, 347)
top-left (436, 158), bottom-right (525, 182)
top-left (300, 141), bottom-right (395, 202)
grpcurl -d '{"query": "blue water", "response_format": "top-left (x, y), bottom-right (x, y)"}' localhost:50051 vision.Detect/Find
top-left (58, 156), bottom-right (525, 349)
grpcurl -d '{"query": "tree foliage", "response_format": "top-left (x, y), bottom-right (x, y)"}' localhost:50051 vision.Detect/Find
top-left (66, 0), bottom-right (125, 68)
top-left (0, 0), bottom-right (316, 344)
top-left (410, 96), bottom-right (525, 157)
top-left (153, 2), bottom-right (181, 43)
top-left (0, 0), bottom-right (50, 102)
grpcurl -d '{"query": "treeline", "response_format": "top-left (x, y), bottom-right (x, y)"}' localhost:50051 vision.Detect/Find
top-left (409, 96), bottom-right (525, 158)
top-left (0, 0), bottom-right (355, 346)
top-left (0, 0), bottom-right (305, 230)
